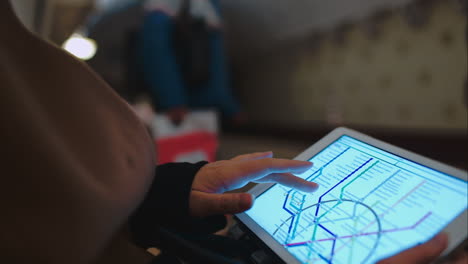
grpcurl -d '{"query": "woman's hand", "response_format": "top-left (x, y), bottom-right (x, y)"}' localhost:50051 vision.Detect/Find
top-left (189, 151), bottom-right (318, 217)
top-left (377, 233), bottom-right (448, 264)
top-left (377, 232), bottom-right (467, 264)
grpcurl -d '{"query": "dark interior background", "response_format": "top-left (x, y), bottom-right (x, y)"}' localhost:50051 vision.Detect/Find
top-left (11, 0), bottom-right (467, 170)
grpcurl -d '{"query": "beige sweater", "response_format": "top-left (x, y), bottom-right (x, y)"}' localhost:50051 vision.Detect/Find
top-left (0, 2), bottom-right (155, 263)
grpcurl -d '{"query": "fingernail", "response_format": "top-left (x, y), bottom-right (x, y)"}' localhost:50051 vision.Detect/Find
top-left (250, 193), bottom-right (256, 202)
top-left (303, 182), bottom-right (319, 193)
top-left (236, 194), bottom-right (253, 212)
top-left (310, 182), bottom-right (319, 192)
top-left (244, 194), bottom-right (255, 208)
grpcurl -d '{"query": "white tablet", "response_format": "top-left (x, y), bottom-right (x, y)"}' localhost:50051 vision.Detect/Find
top-left (236, 127), bottom-right (467, 264)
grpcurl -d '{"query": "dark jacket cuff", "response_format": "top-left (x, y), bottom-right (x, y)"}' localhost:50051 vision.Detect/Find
top-left (130, 162), bottom-right (226, 247)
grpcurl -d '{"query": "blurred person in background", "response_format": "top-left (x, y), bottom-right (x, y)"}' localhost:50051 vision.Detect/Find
top-left (136, 0), bottom-right (243, 125)
top-left (1, 1), bottom-right (466, 264)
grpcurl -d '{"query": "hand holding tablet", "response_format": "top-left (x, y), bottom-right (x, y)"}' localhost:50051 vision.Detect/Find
top-left (236, 127), bottom-right (467, 264)
top-left (377, 232), bottom-right (449, 264)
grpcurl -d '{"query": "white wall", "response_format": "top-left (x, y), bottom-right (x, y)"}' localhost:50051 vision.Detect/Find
top-left (233, 1), bottom-right (467, 131)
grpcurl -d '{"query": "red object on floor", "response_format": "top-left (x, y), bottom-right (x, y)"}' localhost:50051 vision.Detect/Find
top-left (155, 131), bottom-right (218, 164)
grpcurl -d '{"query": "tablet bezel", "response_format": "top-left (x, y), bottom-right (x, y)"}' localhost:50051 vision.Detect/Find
top-left (236, 127), bottom-right (468, 264)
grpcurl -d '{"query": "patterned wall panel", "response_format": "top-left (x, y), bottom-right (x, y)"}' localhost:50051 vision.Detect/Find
top-left (239, 0), bottom-right (467, 131)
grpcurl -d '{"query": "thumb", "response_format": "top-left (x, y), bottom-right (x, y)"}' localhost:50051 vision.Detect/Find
top-left (377, 233), bottom-right (448, 264)
top-left (189, 191), bottom-right (254, 218)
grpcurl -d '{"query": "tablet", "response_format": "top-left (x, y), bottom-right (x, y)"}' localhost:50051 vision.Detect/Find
top-left (236, 127), bottom-right (467, 264)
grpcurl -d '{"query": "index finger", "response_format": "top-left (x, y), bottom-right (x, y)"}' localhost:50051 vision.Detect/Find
top-left (230, 151), bottom-right (273, 162)
top-left (232, 158), bottom-right (313, 182)
top-left (256, 172), bottom-right (319, 193)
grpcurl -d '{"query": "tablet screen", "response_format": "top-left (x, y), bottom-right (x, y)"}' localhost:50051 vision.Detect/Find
top-left (246, 135), bottom-right (467, 264)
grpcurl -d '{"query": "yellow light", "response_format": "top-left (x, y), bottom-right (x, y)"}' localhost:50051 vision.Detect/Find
top-left (62, 33), bottom-right (97, 60)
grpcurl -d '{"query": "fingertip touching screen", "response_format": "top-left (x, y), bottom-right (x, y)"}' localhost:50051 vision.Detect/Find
top-left (246, 135), bottom-right (468, 264)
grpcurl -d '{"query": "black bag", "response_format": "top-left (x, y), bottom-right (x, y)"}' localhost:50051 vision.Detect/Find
top-left (173, 0), bottom-right (212, 88)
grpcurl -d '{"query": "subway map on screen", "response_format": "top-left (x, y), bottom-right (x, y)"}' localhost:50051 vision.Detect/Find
top-left (246, 136), bottom-right (467, 264)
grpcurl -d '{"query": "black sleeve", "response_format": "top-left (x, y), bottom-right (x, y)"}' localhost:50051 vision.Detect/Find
top-left (130, 162), bottom-right (226, 248)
